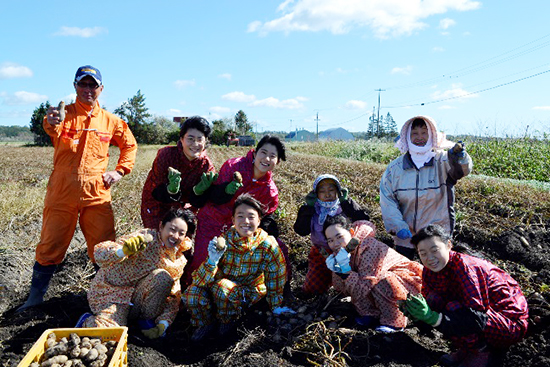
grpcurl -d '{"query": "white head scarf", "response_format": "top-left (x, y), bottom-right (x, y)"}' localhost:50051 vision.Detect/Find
top-left (394, 115), bottom-right (455, 169)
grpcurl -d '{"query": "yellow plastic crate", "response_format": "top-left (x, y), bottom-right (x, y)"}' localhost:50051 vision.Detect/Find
top-left (17, 327), bottom-right (128, 367)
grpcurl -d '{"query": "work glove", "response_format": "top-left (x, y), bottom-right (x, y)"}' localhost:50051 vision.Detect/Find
top-left (207, 237), bottom-right (226, 266)
top-left (405, 294), bottom-right (441, 326)
top-left (122, 235), bottom-right (148, 256)
top-left (167, 167), bottom-right (182, 194)
top-left (396, 228), bottom-right (412, 240)
top-left (338, 188), bottom-right (349, 203)
top-left (141, 322), bottom-right (167, 339)
top-left (449, 141), bottom-right (466, 158)
top-left (305, 191), bottom-right (317, 207)
top-left (325, 252), bottom-right (351, 274)
top-left (225, 179), bottom-right (243, 195)
top-left (193, 172), bottom-right (218, 195)
top-left (334, 248), bottom-right (352, 274)
top-left (273, 306), bottom-right (296, 316)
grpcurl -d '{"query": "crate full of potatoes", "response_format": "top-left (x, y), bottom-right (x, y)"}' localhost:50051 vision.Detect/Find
top-left (17, 327), bottom-right (128, 367)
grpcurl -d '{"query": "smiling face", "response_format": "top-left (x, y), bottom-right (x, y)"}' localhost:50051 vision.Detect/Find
top-left (74, 76), bottom-right (103, 106)
top-left (325, 224), bottom-right (352, 253)
top-left (180, 128), bottom-right (206, 161)
top-left (410, 123), bottom-right (429, 147)
top-left (159, 217), bottom-right (188, 248)
top-left (253, 143), bottom-right (278, 179)
top-left (317, 179), bottom-right (339, 202)
top-left (416, 236), bottom-right (452, 272)
top-left (232, 203), bottom-right (261, 238)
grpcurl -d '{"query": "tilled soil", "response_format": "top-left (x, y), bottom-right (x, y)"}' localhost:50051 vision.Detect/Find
top-left (1, 225), bottom-right (550, 367)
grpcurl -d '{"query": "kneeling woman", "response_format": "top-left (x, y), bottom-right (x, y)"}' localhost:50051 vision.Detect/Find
top-left (323, 215), bottom-right (423, 333)
top-left (184, 194), bottom-right (287, 341)
top-left (81, 208), bottom-right (196, 339)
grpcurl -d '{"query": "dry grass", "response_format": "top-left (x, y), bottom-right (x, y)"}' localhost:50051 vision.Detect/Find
top-left (1, 144), bottom-right (550, 255)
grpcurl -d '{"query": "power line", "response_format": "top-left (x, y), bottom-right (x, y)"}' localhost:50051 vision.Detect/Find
top-left (383, 68), bottom-right (550, 108)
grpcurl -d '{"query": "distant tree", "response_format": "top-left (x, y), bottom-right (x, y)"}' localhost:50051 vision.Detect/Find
top-left (383, 112), bottom-right (398, 137)
top-left (235, 110), bottom-right (252, 134)
top-left (114, 90), bottom-right (151, 143)
top-left (210, 118), bottom-right (230, 145)
top-left (29, 101), bottom-right (52, 146)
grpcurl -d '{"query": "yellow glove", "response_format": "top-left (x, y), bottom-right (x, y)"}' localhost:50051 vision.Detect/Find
top-left (122, 235), bottom-right (147, 256)
top-left (141, 323), bottom-right (166, 339)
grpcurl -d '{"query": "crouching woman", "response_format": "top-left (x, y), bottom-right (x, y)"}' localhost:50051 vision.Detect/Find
top-left (184, 194), bottom-right (287, 341)
top-left (405, 224), bottom-right (528, 367)
top-left (80, 208), bottom-right (196, 339)
top-left (323, 215), bottom-right (423, 333)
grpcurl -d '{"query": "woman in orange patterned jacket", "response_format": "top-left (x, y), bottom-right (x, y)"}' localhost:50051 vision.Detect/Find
top-left (79, 208), bottom-right (196, 339)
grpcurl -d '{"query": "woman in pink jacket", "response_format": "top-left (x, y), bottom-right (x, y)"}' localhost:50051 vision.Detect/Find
top-left (184, 135), bottom-right (287, 286)
top-left (323, 215), bottom-right (423, 332)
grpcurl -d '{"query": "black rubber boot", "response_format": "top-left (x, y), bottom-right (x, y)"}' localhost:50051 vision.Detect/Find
top-left (17, 262), bottom-right (57, 312)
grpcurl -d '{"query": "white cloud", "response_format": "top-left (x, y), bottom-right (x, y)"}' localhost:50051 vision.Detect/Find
top-left (62, 93), bottom-right (76, 104)
top-left (222, 91), bottom-right (256, 103)
top-left (218, 73), bottom-right (232, 80)
top-left (432, 46), bottom-right (445, 52)
top-left (296, 96), bottom-right (309, 102)
top-left (391, 65), bottom-right (412, 75)
top-left (344, 100), bottom-right (367, 110)
top-left (249, 97), bottom-right (305, 109)
top-left (248, 0), bottom-right (480, 38)
top-left (533, 106), bottom-right (550, 110)
top-left (174, 80), bottom-right (196, 89)
top-left (210, 106), bottom-right (231, 114)
top-left (439, 18), bottom-right (456, 29)
top-left (431, 84), bottom-right (478, 101)
top-left (54, 26), bottom-right (107, 38)
top-left (1, 91), bottom-right (48, 105)
top-left (167, 109), bottom-right (183, 116)
top-left (0, 63), bottom-right (33, 79)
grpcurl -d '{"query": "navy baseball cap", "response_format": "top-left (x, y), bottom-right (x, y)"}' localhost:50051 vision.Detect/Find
top-left (74, 65), bottom-right (102, 85)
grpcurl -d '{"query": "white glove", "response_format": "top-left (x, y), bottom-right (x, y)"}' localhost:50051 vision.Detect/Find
top-left (207, 237), bottom-right (226, 266)
top-left (335, 248), bottom-right (351, 274)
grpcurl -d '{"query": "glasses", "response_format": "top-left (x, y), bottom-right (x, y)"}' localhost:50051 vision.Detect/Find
top-left (76, 81), bottom-right (100, 89)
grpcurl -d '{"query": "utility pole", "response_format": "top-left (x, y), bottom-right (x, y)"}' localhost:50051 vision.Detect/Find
top-left (315, 112), bottom-right (320, 141)
top-left (375, 89), bottom-right (385, 137)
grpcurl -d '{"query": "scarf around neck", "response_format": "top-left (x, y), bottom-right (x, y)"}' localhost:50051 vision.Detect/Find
top-left (317, 198), bottom-right (340, 225)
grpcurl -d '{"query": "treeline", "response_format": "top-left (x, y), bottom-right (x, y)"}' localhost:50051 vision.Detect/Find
top-left (28, 91), bottom-right (256, 146)
top-left (0, 125), bottom-right (33, 141)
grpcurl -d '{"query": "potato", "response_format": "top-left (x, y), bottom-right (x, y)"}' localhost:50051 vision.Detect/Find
top-left (233, 171), bottom-right (243, 184)
top-left (93, 344), bottom-right (108, 355)
top-left (68, 333), bottom-right (80, 348)
top-left (40, 355), bottom-right (68, 367)
top-left (44, 342), bottom-right (68, 359)
top-left (69, 345), bottom-right (80, 358)
top-left (57, 101), bottom-right (66, 123)
top-left (83, 347), bottom-right (99, 363)
top-left (30, 363), bottom-right (40, 367)
top-left (78, 347), bottom-right (89, 359)
top-left (215, 236), bottom-right (226, 251)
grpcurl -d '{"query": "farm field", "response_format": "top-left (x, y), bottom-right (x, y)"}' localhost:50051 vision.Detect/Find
top-left (1, 143), bottom-right (550, 367)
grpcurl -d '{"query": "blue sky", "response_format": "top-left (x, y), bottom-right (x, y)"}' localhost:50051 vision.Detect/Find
top-left (1, 1), bottom-right (549, 137)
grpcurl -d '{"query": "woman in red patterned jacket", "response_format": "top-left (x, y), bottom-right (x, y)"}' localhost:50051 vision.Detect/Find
top-left (141, 116), bottom-right (216, 229)
top-left (184, 135), bottom-right (287, 286)
top-left (405, 224), bottom-right (528, 367)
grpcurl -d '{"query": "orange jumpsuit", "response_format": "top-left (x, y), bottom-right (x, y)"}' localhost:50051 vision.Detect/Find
top-left (37, 99), bottom-right (137, 265)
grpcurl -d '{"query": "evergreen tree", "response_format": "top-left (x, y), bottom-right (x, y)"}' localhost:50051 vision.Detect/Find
top-left (114, 90), bottom-right (151, 143)
top-left (235, 110), bottom-right (252, 134)
top-left (383, 112), bottom-right (398, 137)
top-left (29, 101), bottom-right (52, 146)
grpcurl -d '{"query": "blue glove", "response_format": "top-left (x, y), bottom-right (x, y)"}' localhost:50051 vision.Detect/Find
top-left (207, 237), bottom-right (226, 266)
top-left (273, 306), bottom-right (296, 315)
top-left (325, 254), bottom-right (338, 272)
top-left (396, 228), bottom-right (412, 240)
top-left (334, 248), bottom-right (351, 274)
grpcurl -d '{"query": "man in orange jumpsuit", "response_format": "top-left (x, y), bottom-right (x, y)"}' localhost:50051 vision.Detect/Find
top-left (19, 65), bottom-right (137, 310)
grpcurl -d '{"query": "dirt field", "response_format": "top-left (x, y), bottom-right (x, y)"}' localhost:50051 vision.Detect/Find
top-left (1, 145), bottom-right (549, 367)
